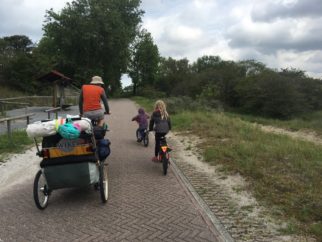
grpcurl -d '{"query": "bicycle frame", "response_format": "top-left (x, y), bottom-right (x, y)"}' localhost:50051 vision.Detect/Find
top-left (158, 136), bottom-right (171, 175)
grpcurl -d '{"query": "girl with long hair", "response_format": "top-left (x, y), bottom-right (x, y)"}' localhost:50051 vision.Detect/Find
top-left (149, 100), bottom-right (171, 162)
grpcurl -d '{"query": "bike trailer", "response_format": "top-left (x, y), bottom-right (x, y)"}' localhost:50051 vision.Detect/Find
top-left (32, 117), bottom-right (109, 210)
top-left (39, 133), bottom-right (99, 190)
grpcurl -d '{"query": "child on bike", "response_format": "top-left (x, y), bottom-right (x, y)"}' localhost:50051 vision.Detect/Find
top-left (149, 100), bottom-right (171, 162)
top-left (132, 108), bottom-right (150, 142)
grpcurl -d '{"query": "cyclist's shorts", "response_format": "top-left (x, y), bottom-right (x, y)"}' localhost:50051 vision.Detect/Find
top-left (83, 109), bottom-right (104, 121)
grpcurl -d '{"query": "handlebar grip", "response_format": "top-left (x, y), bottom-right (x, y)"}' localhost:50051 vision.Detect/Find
top-left (71, 117), bottom-right (82, 121)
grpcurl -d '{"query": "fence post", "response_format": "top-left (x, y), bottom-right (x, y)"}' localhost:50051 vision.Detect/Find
top-left (27, 116), bottom-right (30, 125)
top-left (7, 120), bottom-right (12, 141)
top-left (48, 112), bottom-right (51, 119)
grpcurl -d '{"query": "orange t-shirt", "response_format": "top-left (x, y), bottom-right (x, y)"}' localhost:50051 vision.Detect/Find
top-left (82, 84), bottom-right (104, 112)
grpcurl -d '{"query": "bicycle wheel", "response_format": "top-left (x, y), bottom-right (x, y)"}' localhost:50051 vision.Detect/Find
top-left (33, 170), bottom-right (50, 210)
top-left (143, 132), bottom-right (149, 147)
top-left (99, 162), bottom-right (108, 203)
top-left (162, 155), bottom-right (169, 175)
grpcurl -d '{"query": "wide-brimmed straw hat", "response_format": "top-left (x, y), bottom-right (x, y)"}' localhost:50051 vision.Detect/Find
top-left (90, 76), bottom-right (104, 85)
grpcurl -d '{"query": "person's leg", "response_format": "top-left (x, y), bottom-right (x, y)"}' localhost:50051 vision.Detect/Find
top-left (155, 133), bottom-right (161, 157)
top-left (153, 132), bottom-right (166, 161)
top-left (139, 128), bottom-right (145, 139)
top-left (98, 118), bottom-right (105, 126)
top-left (137, 128), bottom-right (141, 142)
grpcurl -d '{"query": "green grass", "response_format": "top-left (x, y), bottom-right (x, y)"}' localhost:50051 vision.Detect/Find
top-left (0, 86), bottom-right (27, 98)
top-left (131, 96), bottom-right (154, 112)
top-left (132, 96), bottom-right (322, 239)
top-left (0, 130), bottom-right (33, 161)
top-left (226, 111), bottom-right (322, 138)
top-left (172, 111), bottom-right (322, 239)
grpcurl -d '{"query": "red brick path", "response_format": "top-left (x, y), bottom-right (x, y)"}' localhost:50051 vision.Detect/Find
top-left (0, 99), bottom-right (220, 242)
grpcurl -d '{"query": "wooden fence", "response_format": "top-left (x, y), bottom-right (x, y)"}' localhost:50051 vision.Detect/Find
top-left (0, 100), bottom-right (29, 114)
top-left (0, 95), bottom-right (78, 113)
top-left (45, 107), bottom-right (61, 119)
top-left (0, 113), bottom-right (35, 140)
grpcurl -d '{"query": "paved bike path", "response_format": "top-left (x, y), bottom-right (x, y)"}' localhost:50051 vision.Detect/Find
top-left (0, 99), bottom-right (220, 241)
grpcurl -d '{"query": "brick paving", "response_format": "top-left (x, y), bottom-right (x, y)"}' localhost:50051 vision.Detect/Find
top-left (0, 99), bottom-right (222, 242)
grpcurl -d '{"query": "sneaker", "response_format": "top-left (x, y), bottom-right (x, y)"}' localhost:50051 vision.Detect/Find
top-left (151, 156), bottom-right (158, 162)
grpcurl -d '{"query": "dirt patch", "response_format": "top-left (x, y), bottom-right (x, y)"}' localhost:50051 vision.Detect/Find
top-left (170, 132), bottom-right (258, 208)
top-left (258, 125), bottom-right (322, 145)
top-left (0, 147), bottom-right (40, 195)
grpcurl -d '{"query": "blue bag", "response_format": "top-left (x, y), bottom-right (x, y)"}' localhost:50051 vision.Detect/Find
top-left (97, 139), bottom-right (111, 161)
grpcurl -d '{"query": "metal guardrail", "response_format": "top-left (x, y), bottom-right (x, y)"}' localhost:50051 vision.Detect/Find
top-left (0, 113), bottom-right (35, 140)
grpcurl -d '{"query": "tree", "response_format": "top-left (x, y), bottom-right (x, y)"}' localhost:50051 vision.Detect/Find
top-left (154, 57), bottom-right (192, 96)
top-left (41, 0), bottom-right (143, 93)
top-left (128, 29), bottom-right (159, 95)
top-left (279, 68), bottom-right (322, 111)
top-left (236, 70), bottom-right (308, 118)
top-left (238, 59), bottom-right (268, 76)
top-left (190, 57), bottom-right (244, 106)
top-left (192, 55), bottom-right (221, 73)
top-left (0, 35), bottom-right (40, 92)
top-left (0, 35), bottom-right (34, 70)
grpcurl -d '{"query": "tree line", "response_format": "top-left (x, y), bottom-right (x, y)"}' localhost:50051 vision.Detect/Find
top-left (1, 0), bottom-right (322, 119)
top-left (145, 56), bottom-right (322, 119)
top-left (0, 0), bottom-right (143, 94)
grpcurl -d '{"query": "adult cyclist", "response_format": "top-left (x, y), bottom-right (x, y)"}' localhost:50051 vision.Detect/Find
top-left (79, 76), bottom-right (110, 126)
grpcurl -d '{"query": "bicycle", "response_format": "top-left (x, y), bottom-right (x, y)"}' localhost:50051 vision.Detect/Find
top-left (136, 128), bottom-right (149, 147)
top-left (90, 115), bottom-right (110, 203)
top-left (158, 136), bottom-right (171, 175)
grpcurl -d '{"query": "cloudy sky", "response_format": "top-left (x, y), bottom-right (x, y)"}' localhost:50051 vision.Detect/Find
top-left (1, 0), bottom-right (322, 83)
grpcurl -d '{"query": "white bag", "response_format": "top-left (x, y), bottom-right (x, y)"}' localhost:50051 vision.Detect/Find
top-left (26, 120), bottom-right (57, 138)
top-left (73, 118), bottom-right (92, 132)
top-left (66, 115), bottom-right (91, 132)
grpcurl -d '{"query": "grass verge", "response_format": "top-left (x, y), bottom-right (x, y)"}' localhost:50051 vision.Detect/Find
top-left (0, 86), bottom-right (27, 98)
top-left (131, 96), bottom-right (154, 112)
top-left (132, 97), bottom-right (322, 239)
top-left (227, 111), bottom-right (322, 138)
top-left (0, 130), bottom-right (33, 161)
top-left (173, 111), bottom-right (322, 239)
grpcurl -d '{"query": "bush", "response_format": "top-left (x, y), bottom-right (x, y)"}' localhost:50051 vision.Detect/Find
top-left (164, 96), bottom-right (223, 114)
top-left (138, 86), bottom-right (166, 99)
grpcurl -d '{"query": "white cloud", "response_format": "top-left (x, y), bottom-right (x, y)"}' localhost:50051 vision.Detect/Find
top-left (252, 0), bottom-right (322, 22)
top-left (167, 25), bottom-right (203, 44)
top-left (1, 0), bottom-right (321, 78)
top-left (144, 14), bottom-right (207, 59)
top-left (0, 0), bottom-right (72, 41)
top-left (275, 50), bottom-right (322, 77)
